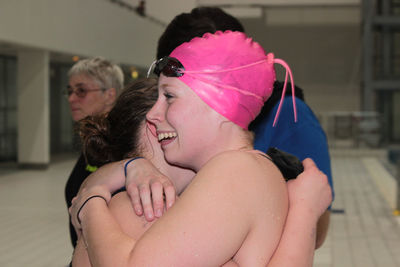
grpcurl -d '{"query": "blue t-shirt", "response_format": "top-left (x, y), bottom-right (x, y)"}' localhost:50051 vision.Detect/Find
top-left (252, 96), bottom-right (335, 201)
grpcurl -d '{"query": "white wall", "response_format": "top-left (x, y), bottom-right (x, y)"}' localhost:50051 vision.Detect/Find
top-left (198, 0), bottom-right (360, 6)
top-left (17, 50), bottom-right (50, 165)
top-left (0, 0), bottom-right (165, 67)
top-left (146, 0), bottom-right (196, 25)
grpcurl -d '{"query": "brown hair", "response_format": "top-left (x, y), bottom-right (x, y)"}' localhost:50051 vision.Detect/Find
top-left (78, 78), bottom-right (158, 166)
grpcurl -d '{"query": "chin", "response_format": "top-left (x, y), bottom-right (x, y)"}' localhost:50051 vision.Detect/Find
top-left (164, 151), bottom-right (182, 167)
top-left (72, 113), bottom-right (84, 122)
top-left (165, 152), bottom-right (194, 170)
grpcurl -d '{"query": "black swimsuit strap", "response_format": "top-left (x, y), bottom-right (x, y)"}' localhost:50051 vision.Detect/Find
top-left (256, 151), bottom-right (274, 162)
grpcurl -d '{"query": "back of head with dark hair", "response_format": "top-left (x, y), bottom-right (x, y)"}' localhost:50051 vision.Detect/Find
top-left (157, 7), bottom-right (245, 59)
top-left (78, 78), bottom-right (158, 166)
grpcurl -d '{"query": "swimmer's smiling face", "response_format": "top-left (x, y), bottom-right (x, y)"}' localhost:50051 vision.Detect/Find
top-left (136, 121), bottom-right (195, 196)
top-left (146, 75), bottom-right (225, 171)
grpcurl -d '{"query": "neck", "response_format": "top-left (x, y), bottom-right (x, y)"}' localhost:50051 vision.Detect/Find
top-left (187, 123), bottom-right (253, 172)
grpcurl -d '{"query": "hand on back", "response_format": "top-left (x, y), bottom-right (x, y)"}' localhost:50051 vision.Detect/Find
top-left (124, 157), bottom-right (176, 221)
top-left (287, 158), bottom-right (332, 221)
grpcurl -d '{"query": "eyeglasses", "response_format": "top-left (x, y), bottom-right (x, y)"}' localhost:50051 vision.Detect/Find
top-left (147, 57), bottom-right (185, 78)
top-left (63, 86), bottom-right (105, 98)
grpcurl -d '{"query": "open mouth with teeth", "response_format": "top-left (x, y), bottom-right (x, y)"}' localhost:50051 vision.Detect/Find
top-left (158, 132), bottom-right (177, 142)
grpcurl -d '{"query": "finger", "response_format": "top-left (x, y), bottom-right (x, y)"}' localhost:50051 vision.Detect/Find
top-left (127, 184), bottom-right (143, 216)
top-left (163, 181), bottom-right (176, 210)
top-left (69, 205), bottom-right (80, 233)
top-left (139, 184), bottom-right (155, 221)
top-left (286, 179), bottom-right (295, 187)
top-left (76, 229), bottom-right (82, 239)
top-left (69, 205), bottom-right (76, 225)
top-left (151, 181), bottom-right (164, 218)
top-left (302, 158), bottom-right (317, 170)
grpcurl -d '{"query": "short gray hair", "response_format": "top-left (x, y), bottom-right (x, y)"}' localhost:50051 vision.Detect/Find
top-left (68, 57), bottom-right (124, 93)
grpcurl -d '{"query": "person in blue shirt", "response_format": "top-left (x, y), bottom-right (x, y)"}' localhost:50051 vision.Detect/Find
top-left (251, 83), bottom-right (332, 189)
top-left (251, 82), bottom-right (333, 248)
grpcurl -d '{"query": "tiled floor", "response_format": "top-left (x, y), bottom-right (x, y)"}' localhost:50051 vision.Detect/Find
top-left (0, 150), bottom-right (399, 267)
top-left (0, 155), bottom-right (75, 267)
top-left (314, 149), bottom-right (400, 267)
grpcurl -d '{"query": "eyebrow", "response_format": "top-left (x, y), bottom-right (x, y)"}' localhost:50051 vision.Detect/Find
top-left (159, 83), bottom-right (169, 90)
top-left (67, 82), bottom-right (86, 89)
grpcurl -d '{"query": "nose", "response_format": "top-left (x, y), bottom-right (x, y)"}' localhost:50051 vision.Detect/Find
top-left (68, 91), bottom-right (79, 103)
top-left (146, 98), bottom-right (165, 125)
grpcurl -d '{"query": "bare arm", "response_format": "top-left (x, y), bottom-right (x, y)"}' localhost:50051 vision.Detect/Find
top-left (72, 191), bottom-right (157, 267)
top-left (72, 237), bottom-right (91, 267)
top-left (73, 191), bottom-right (241, 267)
top-left (267, 158), bottom-right (332, 267)
top-left (72, 151), bottom-right (287, 267)
top-left (73, 158), bottom-right (177, 222)
top-left (316, 210), bottom-right (330, 249)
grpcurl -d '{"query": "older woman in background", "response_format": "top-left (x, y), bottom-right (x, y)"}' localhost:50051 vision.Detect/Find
top-left (64, 57), bottom-right (124, 247)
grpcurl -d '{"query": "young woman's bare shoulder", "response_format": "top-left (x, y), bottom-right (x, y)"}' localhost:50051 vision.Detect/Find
top-left (205, 150), bottom-right (281, 177)
top-left (198, 150), bottom-right (285, 191)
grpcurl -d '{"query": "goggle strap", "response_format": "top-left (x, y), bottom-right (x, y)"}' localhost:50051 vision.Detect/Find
top-left (184, 58), bottom-right (269, 75)
top-left (147, 59), bottom-right (157, 78)
top-left (185, 72), bottom-right (264, 102)
top-left (272, 58), bottom-right (298, 127)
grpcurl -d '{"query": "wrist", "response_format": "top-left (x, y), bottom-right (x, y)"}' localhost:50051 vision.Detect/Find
top-left (84, 184), bottom-right (112, 201)
top-left (289, 203), bottom-right (320, 223)
top-left (124, 157), bottom-right (144, 177)
top-left (77, 195), bottom-right (108, 226)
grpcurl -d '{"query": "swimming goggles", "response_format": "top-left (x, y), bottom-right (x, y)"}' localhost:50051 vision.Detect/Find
top-left (147, 56), bottom-right (184, 78)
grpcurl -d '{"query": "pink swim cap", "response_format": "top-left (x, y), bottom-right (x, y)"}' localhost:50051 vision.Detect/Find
top-left (169, 30), bottom-right (297, 129)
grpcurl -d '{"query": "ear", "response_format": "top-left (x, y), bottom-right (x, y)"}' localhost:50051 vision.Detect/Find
top-left (105, 88), bottom-right (117, 106)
